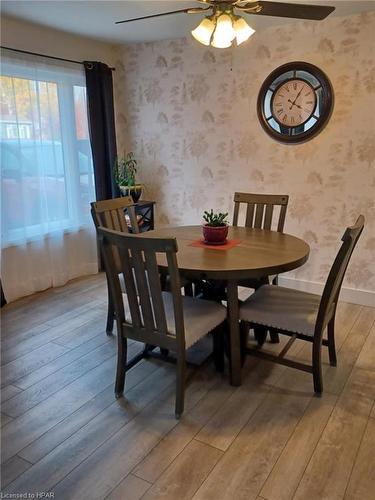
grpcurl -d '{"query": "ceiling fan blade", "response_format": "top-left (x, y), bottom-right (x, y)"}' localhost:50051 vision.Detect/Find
top-left (239, 1), bottom-right (335, 20)
top-left (115, 7), bottom-right (209, 25)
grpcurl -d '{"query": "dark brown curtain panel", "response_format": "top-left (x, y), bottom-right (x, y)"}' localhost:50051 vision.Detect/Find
top-left (84, 62), bottom-right (118, 200)
top-left (1, 281), bottom-right (6, 307)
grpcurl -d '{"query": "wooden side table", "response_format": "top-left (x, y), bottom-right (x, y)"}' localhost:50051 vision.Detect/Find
top-left (133, 200), bottom-right (155, 232)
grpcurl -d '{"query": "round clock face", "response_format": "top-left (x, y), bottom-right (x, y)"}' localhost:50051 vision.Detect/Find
top-left (271, 79), bottom-right (317, 127)
top-left (257, 62), bottom-right (334, 144)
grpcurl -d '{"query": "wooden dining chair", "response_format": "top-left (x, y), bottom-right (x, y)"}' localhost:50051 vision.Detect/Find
top-left (198, 193), bottom-right (289, 345)
top-left (239, 215), bottom-right (364, 394)
top-left (234, 192), bottom-right (289, 343)
top-left (233, 192), bottom-right (289, 287)
top-left (97, 226), bottom-right (227, 418)
top-left (91, 196), bottom-right (139, 334)
top-left (233, 192), bottom-right (289, 233)
top-left (91, 196), bottom-right (195, 338)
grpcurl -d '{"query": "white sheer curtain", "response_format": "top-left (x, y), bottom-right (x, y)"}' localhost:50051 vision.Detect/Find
top-left (1, 49), bottom-right (98, 302)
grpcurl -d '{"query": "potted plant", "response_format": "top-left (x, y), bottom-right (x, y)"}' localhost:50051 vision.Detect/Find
top-left (114, 152), bottom-right (143, 202)
top-left (202, 209), bottom-right (229, 244)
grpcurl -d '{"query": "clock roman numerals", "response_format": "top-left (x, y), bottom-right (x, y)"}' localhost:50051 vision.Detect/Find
top-left (271, 78), bottom-right (317, 128)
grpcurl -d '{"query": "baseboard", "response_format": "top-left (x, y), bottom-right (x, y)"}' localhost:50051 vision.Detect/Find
top-left (278, 277), bottom-right (375, 308)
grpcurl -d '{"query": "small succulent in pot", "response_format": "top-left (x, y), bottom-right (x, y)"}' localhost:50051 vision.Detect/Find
top-left (114, 152), bottom-right (143, 202)
top-left (202, 209), bottom-right (229, 244)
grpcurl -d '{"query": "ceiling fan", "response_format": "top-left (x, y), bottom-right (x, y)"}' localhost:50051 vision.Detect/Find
top-left (115, 1), bottom-right (335, 48)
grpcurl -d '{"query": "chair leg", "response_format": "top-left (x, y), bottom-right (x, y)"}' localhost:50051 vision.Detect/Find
top-left (254, 325), bottom-right (267, 347)
top-left (268, 273), bottom-right (279, 344)
top-left (213, 326), bottom-right (225, 372)
top-left (255, 277), bottom-right (279, 343)
top-left (312, 339), bottom-right (323, 395)
top-left (115, 333), bottom-right (127, 398)
top-left (223, 322), bottom-right (231, 361)
top-left (327, 318), bottom-right (337, 367)
top-left (160, 273), bottom-right (168, 291)
top-left (106, 283), bottom-right (115, 335)
top-left (175, 354), bottom-right (186, 419)
top-left (193, 280), bottom-right (203, 298)
top-left (184, 282), bottom-right (194, 297)
top-left (143, 344), bottom-right (156, 356)
top-left (269, 331), bottom-right (280, 344)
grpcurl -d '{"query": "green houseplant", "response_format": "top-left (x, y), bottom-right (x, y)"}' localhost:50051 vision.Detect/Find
top-left (114, 152), bottom-right (143, 202)
top-left (202, 209), bottom-right (229, 244)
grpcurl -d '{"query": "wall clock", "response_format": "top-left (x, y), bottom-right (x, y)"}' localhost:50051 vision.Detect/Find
top-left (257, 61), bottom-right (334, 144)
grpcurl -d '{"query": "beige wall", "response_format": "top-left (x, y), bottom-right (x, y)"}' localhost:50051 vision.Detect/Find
top-left (113, 11), bottom-right (375, 300)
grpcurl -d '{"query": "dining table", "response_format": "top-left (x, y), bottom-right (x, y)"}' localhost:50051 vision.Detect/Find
top-left (143, 225), bottom-right (310, 386)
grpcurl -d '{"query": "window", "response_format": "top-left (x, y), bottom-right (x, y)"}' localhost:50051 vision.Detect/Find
top-left (0, 53), bottom-right (96, 245)
top-left (6, 124), bottom-right (19, 138)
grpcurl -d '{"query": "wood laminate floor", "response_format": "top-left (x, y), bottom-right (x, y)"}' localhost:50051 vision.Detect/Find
top-left (1, 273), bottom-right (374, 499)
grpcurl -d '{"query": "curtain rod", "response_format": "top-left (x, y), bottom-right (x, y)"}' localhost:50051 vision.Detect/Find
top-left (0, 46), bottom-right (115, 71)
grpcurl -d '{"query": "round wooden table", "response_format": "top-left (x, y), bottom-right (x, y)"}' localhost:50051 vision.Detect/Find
top-left (144, 225), bottom-right (310, 386)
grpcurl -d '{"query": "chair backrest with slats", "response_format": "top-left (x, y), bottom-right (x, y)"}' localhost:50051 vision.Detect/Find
top-left (90, 196), bottom-right (139, 234)
top-left (315, 215), bottom-right (365, 337)
top-left (233, 192), bottom-right (289, 232)
top-left (97, 226), bottom-right (185, 351)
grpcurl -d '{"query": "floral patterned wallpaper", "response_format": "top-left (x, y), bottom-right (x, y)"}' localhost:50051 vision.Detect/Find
top-left (113, 11), bottom-right (375, 294)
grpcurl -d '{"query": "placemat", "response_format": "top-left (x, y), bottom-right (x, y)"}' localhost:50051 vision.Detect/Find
top-left (189, 239), bottom-right (242, 251)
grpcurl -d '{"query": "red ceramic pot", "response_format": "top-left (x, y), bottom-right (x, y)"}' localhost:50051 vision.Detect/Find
top-left (202, 224), bottom-right (229, 244)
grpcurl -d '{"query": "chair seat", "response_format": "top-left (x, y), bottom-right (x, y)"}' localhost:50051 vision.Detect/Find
top-left (239, 285), bottom-right (323, 336)
top-left (123, 292), bottom-right (226, 348)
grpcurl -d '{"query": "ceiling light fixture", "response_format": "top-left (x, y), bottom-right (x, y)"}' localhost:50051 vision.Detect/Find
top-left (191, 6), bottom-right (255, 48)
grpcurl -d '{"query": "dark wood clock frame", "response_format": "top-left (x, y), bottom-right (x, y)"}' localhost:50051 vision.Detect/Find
top-left (257, 61), bottom-right (334, 144)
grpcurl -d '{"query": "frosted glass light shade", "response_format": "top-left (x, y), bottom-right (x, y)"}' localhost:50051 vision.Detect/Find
top-left (211, 35), bottom-right (232, 49)
top-left (212, 13), bottom-right (235, 48)
top-left (233, 17), bottom-right (255, 45)
top-left (191, 17), bottom-right (215, 46)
